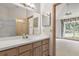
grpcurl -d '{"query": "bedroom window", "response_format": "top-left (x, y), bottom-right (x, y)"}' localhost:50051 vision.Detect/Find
top-left (63, 17), bottom-right (79, 39)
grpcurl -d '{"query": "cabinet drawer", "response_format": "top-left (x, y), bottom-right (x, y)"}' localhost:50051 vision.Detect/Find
top-left (33, 41), bottom-right (42, 48)
top-left (0, 51), bottom-right (6, 56)
top-left (33, 46), bottom-right (42, 56)
top-left (42, 39), bottom-right (49, 44)
top-left (19, 50), bottom-right (32, 56)
top-left (19, 44), bottom-right (32, 53)
top-left (5, 48), bottom-right (18, 56)
top-left (43, 51), bottom-right (49, 56)
top-left (43, 44), bottom-right (49, 51)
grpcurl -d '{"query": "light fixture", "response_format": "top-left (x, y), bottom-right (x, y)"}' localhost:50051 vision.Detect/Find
top-left (26, 3), bottom-right (36, 8)
top-left (65, 3), bottom-right (72, 15)
top-left (21, 3), bottom-right (36, 9)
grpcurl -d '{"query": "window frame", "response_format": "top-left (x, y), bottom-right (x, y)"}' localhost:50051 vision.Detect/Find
top-left (62, 17), bottom-right (79, 40)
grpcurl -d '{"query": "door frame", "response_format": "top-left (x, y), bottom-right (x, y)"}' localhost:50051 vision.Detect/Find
top-left (51, 3), bottom-right (61, 56)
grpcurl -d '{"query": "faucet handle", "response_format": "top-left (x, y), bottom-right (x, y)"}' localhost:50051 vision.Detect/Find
top-left (22, 33), bottom-right (26, 39)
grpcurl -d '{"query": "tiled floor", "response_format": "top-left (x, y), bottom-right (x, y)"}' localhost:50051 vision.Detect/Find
top-left (56, 39), bottom-right (79, 56)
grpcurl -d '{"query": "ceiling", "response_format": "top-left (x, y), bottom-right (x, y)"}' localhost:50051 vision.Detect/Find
top-left (41, 3), bottom-right (52, 15)
top-left (0, 3), bottom-right (52, 15)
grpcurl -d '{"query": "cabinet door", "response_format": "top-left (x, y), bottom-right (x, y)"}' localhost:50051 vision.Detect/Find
top-left (6, 48), bottom-right (18, 56)
top-left (0, 51), bottom-right (6, 56)
top-left (33, 46), bottom-right (42, 56)
top-left (19, 50), bottom-right (32, 56)
top-left (42, 44), bottom-right (49, 51)
top-left (33, 41), bottom-right (42, 48)
top-left (43, 51), bottom-right (49, 56)
top-left (42, 39), bottom-right (49, 45)
top-left (19, 44), bottom-right (32, 54)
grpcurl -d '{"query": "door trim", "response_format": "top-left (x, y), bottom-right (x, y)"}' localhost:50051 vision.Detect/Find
top-left (51, 3), bottom-right (61, 56)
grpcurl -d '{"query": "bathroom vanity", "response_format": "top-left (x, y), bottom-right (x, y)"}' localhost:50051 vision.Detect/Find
top-left (0, 35), bottom-right (50, 56)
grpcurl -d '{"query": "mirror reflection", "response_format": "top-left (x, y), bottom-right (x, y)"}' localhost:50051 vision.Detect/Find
top-left (0, 3), bottom-right (52, 37)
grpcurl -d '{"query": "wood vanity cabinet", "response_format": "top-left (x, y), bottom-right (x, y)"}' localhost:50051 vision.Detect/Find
top-left (33, 39), bottom-right (49, 56)
top-left (33, 41), bottom-right (42, 48)
top-left (0, 51), bottom-right (6, 56)
top-left (5, 48), bottom-right (18, 56)
top-left (19, 50), bottom-right (32, 56)
top-left (42, 39), bottom-right (49, 45)
top-left (42, 44), bottom-right (49, 51)
top-left (0, 48), bottom-right (18, 56)
top-left (42, 39), bottom-right (49, 56)
top-left (0, 39), bottom-right (49, 56)
top-left (33, 46), bottom-right (42, 56)
top-left (33, 41), bottom-right (42, 56)
top-left (43, 51), bottom-right (49, 56)
top-left (19, 44), bottom-right (33, 56)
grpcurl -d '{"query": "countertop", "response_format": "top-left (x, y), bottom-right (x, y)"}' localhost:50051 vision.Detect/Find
top-left (0, 34), bottom-right (50, 51)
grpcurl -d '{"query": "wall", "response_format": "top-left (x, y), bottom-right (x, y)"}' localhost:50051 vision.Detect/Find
top-left (56, 3), bottom-right (79, 38)
top-left (40, 3), bottom-right (52, 35)
top-left (0, 6), bottom-right (8, 19)
top-left (0, 4), bottom-right (27, 37)
top-left (56, 20), bottom-right (62, 38)
top-left (8, 6), bottom-right (26, 19)
top-left (0, 6), bottom-right (16, 37)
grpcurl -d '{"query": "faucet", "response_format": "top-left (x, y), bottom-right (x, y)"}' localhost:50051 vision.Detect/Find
top-left (22, 33), bottom-right (26, 39)
top-left (22, 33), bottom-right (28, 39)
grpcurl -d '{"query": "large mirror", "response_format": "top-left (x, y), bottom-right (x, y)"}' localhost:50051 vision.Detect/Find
top-left (0, 3), bottom-right (41, 37)
top-left (42, 14), bottom-right (51, 27)
top-left (0, 3), bottom-right (51, 37)
top-left (28, 13), bottom-right (40, 35)
top-left (33, 17), bottom-right (38, 27)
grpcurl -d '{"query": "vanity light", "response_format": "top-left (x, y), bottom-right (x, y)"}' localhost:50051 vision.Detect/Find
top-left (65, 11), bottom-right (72, 15)
top-left (65, 3), bottom-right (72, 15)
top-left (27, 3), bottom-right (36, 8)
top-left (21, 3), bottom-right (36, 9)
